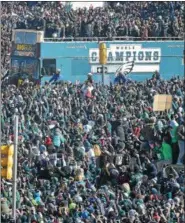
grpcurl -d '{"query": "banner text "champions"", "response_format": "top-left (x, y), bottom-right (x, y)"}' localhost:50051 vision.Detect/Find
top-left (89, 45), bottom-right (161, 64)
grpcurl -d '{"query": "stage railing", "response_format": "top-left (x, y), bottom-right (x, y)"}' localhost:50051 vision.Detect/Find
top-left (44, 36), bottom-right (184, 42)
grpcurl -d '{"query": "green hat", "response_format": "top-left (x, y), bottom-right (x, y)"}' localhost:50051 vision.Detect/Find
top-left (69, 202), bottom-right (76, 210)
top-left (119, 209), bottom-right (126, 216)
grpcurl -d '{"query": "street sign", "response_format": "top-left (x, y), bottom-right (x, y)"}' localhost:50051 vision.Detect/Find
top-left (97, 66), bottom-right (108, 73)
top-left (97, 67), bottom-right (102, 73)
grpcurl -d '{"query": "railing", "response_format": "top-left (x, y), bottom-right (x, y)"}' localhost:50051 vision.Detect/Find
top-left (44, 36), bottom-right (184, 42)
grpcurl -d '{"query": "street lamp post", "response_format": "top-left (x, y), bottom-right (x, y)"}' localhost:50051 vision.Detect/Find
top-left (12, 116), bottom-right (18, 222)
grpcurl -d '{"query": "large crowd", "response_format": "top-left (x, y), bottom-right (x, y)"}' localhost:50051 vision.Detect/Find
top-left (1, 74), bottom-right (185, 222)
top-left (1, 1), bottom-right (185, 222)
top-left (1, 1), bottom-right (185, 75)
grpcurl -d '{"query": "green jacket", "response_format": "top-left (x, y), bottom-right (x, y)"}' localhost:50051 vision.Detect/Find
top-left (161, 142), bottom-right (172, 161)
top-left (142, 112), bottom-right (149, 120)
top-left (154, 146), bottom-right (162, 160)
top-left (170, 126), bottom-right (178, 143)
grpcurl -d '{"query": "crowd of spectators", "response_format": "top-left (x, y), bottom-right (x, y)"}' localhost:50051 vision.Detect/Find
top-left (1, 75), bottom-right (185, 222)
top-left (1, 3), bottom-right (185, 221)
top-left (2, 1), bottom-right (185, 39)
top-left (1, 1), bottom-right (184, 75)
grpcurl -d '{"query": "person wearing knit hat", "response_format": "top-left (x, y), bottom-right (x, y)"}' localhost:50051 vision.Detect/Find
top-left (86, 73), bottom-right (93, 84)
top-left (153, 212), bottom-right (161, 222)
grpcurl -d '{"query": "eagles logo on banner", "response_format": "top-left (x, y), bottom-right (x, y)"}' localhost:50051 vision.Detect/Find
top-left (115, 61), bottom-right (134, 76)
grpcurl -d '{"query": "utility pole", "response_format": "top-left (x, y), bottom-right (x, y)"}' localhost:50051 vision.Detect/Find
top-left (102, 65), bottom-right (105, 85)
top-left (12, 115), bottom-right (18, 222)
top-left (0, 2), bottom-right (2, 223)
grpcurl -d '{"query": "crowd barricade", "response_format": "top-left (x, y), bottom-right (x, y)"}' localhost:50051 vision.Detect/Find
top-left (44, 36), bottom-right (184, 42)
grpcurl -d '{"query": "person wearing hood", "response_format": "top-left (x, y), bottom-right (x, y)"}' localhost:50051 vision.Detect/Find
top-left (111, 118), bottom-right (125, 142)
top-left (52, 128), bottom-right (65, 150)
top-left (177, 120), bottom-right (185, 164)
top-left (144, 159), bottom-right (158, 180)
top-left (86, 73), bottom-right (93, 84)
top-left (49, 69), bottom-right (61, 83)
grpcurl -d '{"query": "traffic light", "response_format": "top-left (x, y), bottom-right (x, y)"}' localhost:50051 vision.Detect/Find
top-left (1, 145), bottom-right (14, 179)
top-left (99, 42), bottom-right (107, 65)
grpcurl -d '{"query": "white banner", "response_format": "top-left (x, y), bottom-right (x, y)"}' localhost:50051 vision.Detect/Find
top-left (89, 44), bottom-right (161, 73)
top-left (91, 64), bottom-right (160, 74)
